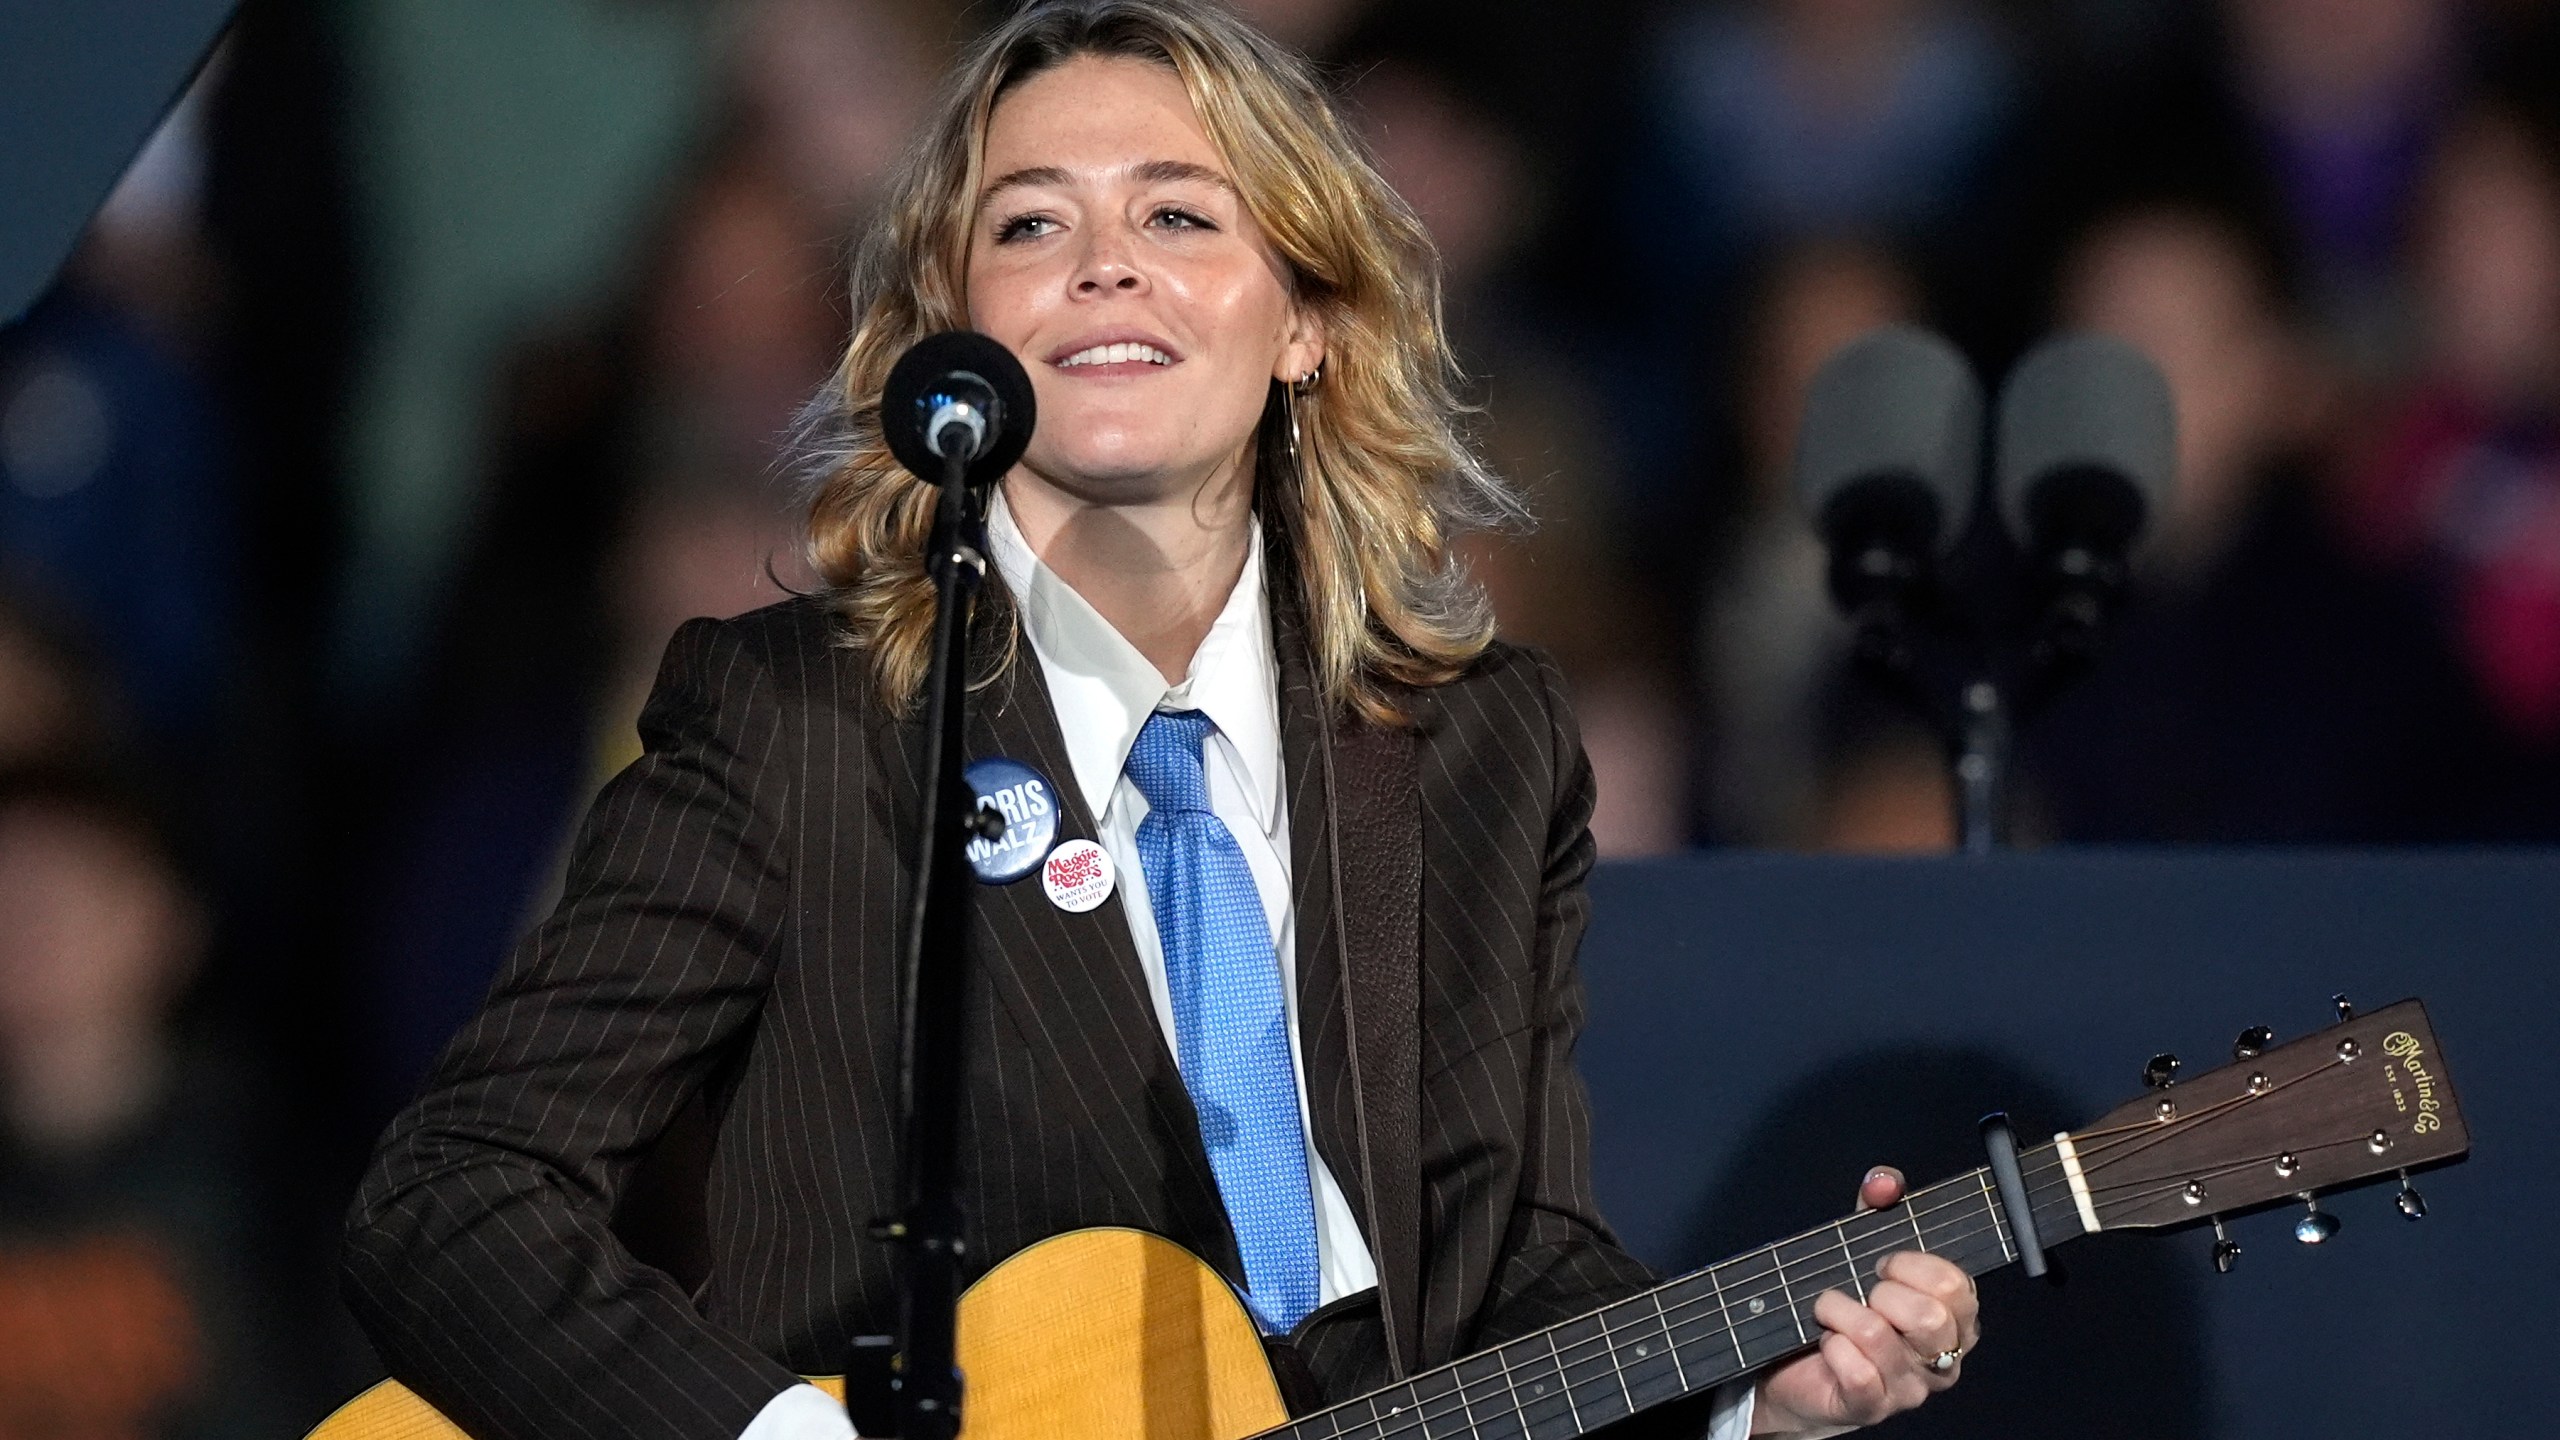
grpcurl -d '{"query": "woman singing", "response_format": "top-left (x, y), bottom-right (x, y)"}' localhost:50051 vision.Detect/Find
top-left (341, 4), bottom-right (1978, 1438)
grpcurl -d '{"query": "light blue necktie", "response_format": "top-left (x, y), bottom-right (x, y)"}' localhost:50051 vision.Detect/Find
top-left (1125, 708), bottom-right (1320, 1333)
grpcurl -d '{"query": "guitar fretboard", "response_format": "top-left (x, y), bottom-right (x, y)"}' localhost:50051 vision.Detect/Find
top-left (1271, 1146), bottom-right (2081, 1440)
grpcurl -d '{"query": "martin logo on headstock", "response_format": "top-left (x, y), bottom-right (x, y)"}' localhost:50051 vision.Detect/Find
top-left (2380, 1029), bottom-right (2447, 1133)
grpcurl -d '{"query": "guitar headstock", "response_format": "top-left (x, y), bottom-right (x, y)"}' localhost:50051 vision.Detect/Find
top-left (2064, 998), bottom-right (2468, 1232)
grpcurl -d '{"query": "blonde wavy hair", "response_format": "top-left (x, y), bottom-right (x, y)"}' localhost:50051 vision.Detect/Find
top-left (796, 0), bottom-right (1517, 721)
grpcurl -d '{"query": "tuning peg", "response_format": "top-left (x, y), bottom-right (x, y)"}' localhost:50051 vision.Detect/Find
top-left (2232, 1026), bottom-right (2274, 1060)
top-left (2396, 1172), bottom-right (2427, 1221)
top-left (2210, 1217), bottom-right (2240, 1273)
top-left (2334, 994), bottom-right (2355, 1022)
top-left (2293, 1193), bottom-right (2341, 1245)
top-left (2143, 1053), bottom-right (2181, 1089)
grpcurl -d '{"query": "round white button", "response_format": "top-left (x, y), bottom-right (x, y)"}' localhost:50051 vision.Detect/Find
top-left (1041, 838), bottom-right (1115, 913)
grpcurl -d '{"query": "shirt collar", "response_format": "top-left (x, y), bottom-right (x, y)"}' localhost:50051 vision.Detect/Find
top-left (986, 488), bottom-right (1282, 831)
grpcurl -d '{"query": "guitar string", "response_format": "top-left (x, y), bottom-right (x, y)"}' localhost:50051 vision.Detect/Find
top-left (1280, 1168), bottom-right (2067, 1440)
top-left (1295, 1128), bottom-right (2146, 1440)
top-left (1320, 1142), bottom-right (2099, 1434)
top-left (2062, 1097), bottom-right (2272, 1157)
top-left (2025, 1063), bottom-right (2398, 1228)
top-left (2082, 1061), bottom-right (2348, 1154)
top-left (2058, 1056), bottom-right (2349, 1152)
top-left (2059, 1059), bottom-right (2351, 1179)
top-left (1295, 1086), bottom-right (2329, 1440)
top-left (1288, 1202), bottom-right (2038, 1440)
top-left (1294, 1064), bottom-right (2376, 1440)
top-left (1573, 1165), bottom-right (2074, 1338)
top-left (2000, 1063), bottom-right (2351, 1235)
top-left (2017, 1071), bottom-right (2381, 1240)
top-left (2078, 1130), bottom-right (2391, 1212)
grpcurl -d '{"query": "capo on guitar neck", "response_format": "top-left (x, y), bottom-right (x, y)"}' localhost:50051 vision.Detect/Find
top-left (1979, 1113), bottom-right (2048, 1279)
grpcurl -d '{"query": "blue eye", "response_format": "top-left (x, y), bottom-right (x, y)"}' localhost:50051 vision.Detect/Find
top-left (1152, 207), bottom-right (1214, 231)
top-left (996, 214), bottom-right (1056, 242)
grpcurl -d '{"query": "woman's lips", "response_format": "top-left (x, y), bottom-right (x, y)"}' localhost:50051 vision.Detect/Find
top-left (1045, 332), bottom-right (1183, 378)
top-left (1055, 340), bottom-right (1175, 368)
top-left (1053, 346), bottom-right (1176, 379)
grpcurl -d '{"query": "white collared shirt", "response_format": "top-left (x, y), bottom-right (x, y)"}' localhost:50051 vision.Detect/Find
top-left (983, 488), bottom-right (1379, 1308)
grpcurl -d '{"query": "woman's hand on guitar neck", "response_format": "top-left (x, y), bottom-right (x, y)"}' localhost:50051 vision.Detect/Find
top-left (1747, 1167), bottom-right (1980, 1438)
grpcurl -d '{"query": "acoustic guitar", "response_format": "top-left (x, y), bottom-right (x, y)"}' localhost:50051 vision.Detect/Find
top-left (306, 997), bottom-right (2468, 1440)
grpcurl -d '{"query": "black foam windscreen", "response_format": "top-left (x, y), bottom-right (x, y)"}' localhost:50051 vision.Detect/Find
top-left (1995, 332), bottom-right (2176, 553)
top-left (3, 0), bottom-right (238, 324)
top-left (881, 330), bottom-right (1037, 488)
top-left (1792, 325), bottom-right (1985, 557)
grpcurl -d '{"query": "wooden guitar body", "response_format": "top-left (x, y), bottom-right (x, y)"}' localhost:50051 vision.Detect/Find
top-left (306, 1228), bottom-right (1287, 1440)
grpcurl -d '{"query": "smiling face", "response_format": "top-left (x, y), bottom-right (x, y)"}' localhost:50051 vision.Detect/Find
top-left (966, 54), bottom-right (1323, 511)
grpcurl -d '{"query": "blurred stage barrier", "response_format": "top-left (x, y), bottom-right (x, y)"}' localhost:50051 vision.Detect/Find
top-left (1, 0), bottom-right (235, 322)
top-left (1580, 851), bottom-right (2556, 1440)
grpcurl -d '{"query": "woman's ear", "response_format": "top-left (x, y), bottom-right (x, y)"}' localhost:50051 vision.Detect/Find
top-left (1276, 304), bottom-right (1327, 384)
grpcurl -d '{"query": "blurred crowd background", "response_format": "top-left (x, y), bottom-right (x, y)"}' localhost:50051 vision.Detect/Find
top-left (4, 0), bottom-right (2560, 1431)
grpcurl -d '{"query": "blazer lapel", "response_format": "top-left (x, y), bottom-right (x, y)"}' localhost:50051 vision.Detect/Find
top-left (1279, 609), bottom-right (1365, 1207)
top-left (1275, 585), bottom-right (1424, 1375)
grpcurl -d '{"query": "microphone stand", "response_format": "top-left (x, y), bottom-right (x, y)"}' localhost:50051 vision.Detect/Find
top-left (1953, 676), bottom-right (2010, 856)
top-left (1850, 614), bottom-right (2015, 853)
top-left (872, 438), bottom-right (998, 1440)
top-left (1840, 519), bottom-right (2017, 854)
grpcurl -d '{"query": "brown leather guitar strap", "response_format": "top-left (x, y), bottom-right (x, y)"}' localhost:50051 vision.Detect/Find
top-left (1318, 703), bottom-right (1423, 1378)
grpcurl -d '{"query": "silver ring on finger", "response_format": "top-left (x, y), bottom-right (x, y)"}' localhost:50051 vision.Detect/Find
top-left (1928, 1348), bottom-right (1962, 1375)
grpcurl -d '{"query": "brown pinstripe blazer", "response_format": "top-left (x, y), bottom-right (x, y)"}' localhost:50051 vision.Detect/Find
top-left (342, 567), bottom-right (1693, 1440)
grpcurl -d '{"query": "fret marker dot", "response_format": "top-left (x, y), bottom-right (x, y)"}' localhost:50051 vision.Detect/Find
top-left (1533, 1384), bottom-right (1546, 1395)
top-left (1749, 1298), bottom-right (1767, 1315)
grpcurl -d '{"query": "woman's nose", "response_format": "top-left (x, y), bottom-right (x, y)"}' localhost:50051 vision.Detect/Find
top-left (1071, 225), bottom-right (1148, 296)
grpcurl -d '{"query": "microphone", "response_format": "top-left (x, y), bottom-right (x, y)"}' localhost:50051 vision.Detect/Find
top-left (1793, 325), bottom-right (1985, 615)
top-left (1993, 333), bottom-right (2175, 654)
top-left (882, 330), bottom-right (1038, 487)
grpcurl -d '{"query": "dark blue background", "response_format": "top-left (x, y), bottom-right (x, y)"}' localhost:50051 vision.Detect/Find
top-left (1578, 852), bottom-right (2554, 1440)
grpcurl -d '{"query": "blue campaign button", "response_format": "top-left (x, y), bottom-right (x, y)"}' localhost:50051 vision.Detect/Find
top-left (964, 756), bottom-right (1060, 884)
